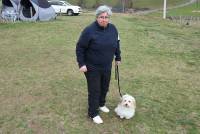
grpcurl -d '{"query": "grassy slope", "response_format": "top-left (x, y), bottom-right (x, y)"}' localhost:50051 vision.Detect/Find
top-left (148, 3), bottom-right (200, 17)
top-left (0, 0), bottom-right (191, 10)
top-left (0, 14), bottom-right (200, 133)
top-left (132, 0), bottom-right (189, 9)
top-left (56, 0), bottom-right (190, 9)
top-left (168, 3), bottom-right (200, 16)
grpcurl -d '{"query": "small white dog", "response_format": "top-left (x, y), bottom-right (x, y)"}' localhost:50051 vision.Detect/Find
top-left (115, 94), bottom-right (136, 119)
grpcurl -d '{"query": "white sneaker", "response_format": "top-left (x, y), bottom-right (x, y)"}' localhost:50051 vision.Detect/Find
top-left (92, 115), bottom-right (103, 124)
top-left (99, 106), bottom-right (110, 113)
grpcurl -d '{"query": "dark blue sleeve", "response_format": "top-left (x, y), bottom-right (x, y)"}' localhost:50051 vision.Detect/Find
top-left (76, 28), bottom-right (91, 68)
top-left (115, 29), bottom-right (121, 61)
top-left (115, 39), bottom-right (121, 61)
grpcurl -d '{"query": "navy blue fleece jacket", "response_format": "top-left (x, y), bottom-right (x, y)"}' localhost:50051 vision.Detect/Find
top-left (76, 21), bottom-right (121, 71)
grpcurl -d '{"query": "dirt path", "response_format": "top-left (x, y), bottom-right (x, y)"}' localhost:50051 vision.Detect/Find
top-left (134, 0), bottom-right (197, 15)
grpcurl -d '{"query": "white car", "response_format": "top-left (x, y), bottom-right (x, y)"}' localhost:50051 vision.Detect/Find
top-left (48, 0), bottom-right (82, 16)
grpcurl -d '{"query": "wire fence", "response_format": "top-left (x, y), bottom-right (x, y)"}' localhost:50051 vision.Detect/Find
top-left (168, 16), bottom-right (200, 25)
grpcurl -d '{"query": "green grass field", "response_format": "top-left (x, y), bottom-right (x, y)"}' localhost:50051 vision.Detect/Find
top-left (0, 0), bottom-right (191, 9)
top-left (168, 3), bottom-right (200, 16)
top-left (148, 3), bottom-right (200, 17)
top-left (0, 14), bottom-right (200, 133)
top-left (131, 0), bottom-right (189, 9)
top-left (68, 0), bottom-right (190, 9)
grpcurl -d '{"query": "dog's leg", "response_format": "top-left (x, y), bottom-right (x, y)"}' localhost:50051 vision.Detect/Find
top-left (120, 116), bottom-right (124, 119)
top-left (125, 116), bottom-right (132, 119)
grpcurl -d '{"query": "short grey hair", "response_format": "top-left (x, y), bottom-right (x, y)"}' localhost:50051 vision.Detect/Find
top-left (95, 5), bottom-right (112, 17)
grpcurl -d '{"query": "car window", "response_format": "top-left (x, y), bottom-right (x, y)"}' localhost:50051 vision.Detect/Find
top-left (58, 2), bottom-right (64, 6)
top-left (64, 2), bottom-right (71, 6)
top-left (48, 2), bottom-right (56, 5)
top-left (48, 1), bottom-right (63, 6)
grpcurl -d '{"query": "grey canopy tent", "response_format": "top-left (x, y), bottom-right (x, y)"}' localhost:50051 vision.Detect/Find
top-left (1, 0), bottom-right (19, 21)
top-left (1, 0), bottom-right (56, 21)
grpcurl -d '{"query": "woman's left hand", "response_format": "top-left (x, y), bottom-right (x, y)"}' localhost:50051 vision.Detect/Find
top-left (115, 61), bottom-right (121, 65)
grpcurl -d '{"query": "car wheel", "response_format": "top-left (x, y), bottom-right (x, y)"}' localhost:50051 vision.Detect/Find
top-left (67, 10), bottom-right (74, 16)
top-left (74, 13), bottom-right (79, 16)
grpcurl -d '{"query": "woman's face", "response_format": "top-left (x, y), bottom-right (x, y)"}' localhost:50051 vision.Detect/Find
top-left (97, 12), bottom-right (109, 27)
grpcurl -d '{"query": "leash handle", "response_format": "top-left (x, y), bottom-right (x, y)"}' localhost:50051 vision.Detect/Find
top-left (115, 64), bottom-right (122, 97)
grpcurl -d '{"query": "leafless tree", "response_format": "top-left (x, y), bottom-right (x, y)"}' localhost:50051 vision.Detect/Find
top-left (196, 0), bottom-right (199, 8)
top-left (77, 0), bottom-right (85, 7)
top-left (121, 0), bottom-right (134, 13)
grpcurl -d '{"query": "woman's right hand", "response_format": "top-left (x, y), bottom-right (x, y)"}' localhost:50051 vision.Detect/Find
top-left (79, 65), bottom-right (87, 72)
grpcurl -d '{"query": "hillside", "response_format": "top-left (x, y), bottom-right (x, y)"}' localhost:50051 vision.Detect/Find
top-left (0, 0), bottom-right (191, 9)
top-left (68, 0), bottom-right (190, 9)
top-left (147, 2), bottom-right (200, 17)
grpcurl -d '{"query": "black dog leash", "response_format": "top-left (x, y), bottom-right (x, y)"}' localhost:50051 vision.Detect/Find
top-left (115, 64), bottom-right (122, 97)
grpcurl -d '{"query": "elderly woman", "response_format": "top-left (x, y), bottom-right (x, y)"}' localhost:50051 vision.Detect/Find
top-left (76, 5), bottom-right (121, 124)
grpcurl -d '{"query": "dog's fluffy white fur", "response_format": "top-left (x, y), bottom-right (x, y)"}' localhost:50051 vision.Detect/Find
top-left (115, 94), bottom-right (136, 119)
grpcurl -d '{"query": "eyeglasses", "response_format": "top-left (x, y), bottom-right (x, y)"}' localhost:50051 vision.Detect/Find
top-left (98, 16), bottom-right (109, 19)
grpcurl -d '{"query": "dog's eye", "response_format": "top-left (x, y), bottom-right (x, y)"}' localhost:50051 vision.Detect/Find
top-left (128, 101), bottom-right (131, 103)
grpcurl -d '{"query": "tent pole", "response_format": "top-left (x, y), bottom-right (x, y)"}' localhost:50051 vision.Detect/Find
top-left (30, 6), bottom-right (33, 18)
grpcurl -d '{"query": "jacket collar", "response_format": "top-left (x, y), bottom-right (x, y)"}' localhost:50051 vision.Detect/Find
top-left (95, 20), bottom-right (109, 30)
